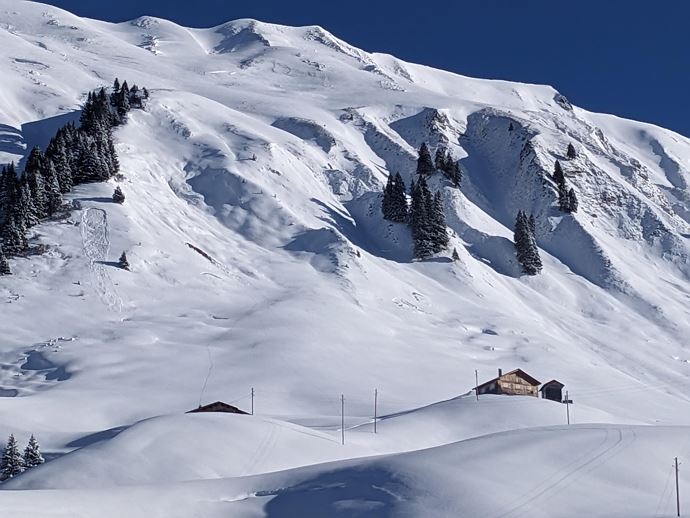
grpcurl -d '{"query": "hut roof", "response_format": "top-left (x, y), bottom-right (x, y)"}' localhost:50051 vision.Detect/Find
top-left (477, 369), bottom-right (541, 390)
top-left (539, 379), bottom-right (564, 391)
top-left (187, 401), bottom-right (249, 415)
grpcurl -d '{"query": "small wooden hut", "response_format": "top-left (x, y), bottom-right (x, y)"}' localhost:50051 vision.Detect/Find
top-left (539, 380), bottom-right (564, 402)
top-left (476, 368), bottom-right (541, 397)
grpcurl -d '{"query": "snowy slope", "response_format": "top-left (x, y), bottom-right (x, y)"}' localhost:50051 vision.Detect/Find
top-left (1, 1), bottom-right (690, 515)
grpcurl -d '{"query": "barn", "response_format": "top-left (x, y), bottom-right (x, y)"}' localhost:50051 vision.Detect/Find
top-left (476, 369), bottom-right (541, 397)
top-left (540, 380), bottom-right (565, 402)
top-left (187, 401), bottom-right (249, 414)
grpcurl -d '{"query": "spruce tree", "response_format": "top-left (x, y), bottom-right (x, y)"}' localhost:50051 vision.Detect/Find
top-left (514, 211), bottom-right (542, 275)
top-left (23, 435), bottom-right (44, 469)
top-left (113, 77), bottom-right (120, 93)
top-left (0, 247), bottom-right (10, 275)
top-left (567, 188), bottom-right (579, 213)
top-left (24, 147), bottom-right (48, 220)
top-left (434, 146), bottom-right (448, 171)
top-left (389, 173), bottom-right (408, 223)
top-left (452, 247), bottom-right (460, 261)
top-left (0, 434), bottom-right (24, 480)
top-left (416, 143), bottom-right (434, 176)
top-left (381, 174), bottom-right (394, 220)
top-left (118, 251), bottom-right (130, 270)
top-left (553, 160), bottom-right (565, 186)
top-left (429, 191), bottom-right (449, 253)
top-left (112, 186), bottom-right (125, 204)
top-left (567, 143), bottom-right (577, 159)
top-left (409, 176), bottom-right (433, 259)
top-left (1, 214), bottom-right (28, 255)
top-left (44, 160), bottom-right (63, 215)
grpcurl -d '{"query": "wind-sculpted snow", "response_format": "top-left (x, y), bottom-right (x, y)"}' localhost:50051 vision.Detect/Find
top-left (2, 1), bottom-right (690, 514)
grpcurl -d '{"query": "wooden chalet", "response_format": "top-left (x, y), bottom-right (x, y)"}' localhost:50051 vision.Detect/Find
top-left (540, 380), bottom-right (564, 402)
top-left (476, 368), bottom-right (541, 397)
top-left (187, 401), bottom-right (249, 415)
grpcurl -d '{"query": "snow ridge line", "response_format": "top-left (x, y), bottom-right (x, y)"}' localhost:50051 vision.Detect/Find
top-left (80, 208), bottom-right (123, 313)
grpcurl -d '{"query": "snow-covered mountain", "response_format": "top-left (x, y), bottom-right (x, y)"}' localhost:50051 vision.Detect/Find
top-left (2, 1), bottom-right (690, 515)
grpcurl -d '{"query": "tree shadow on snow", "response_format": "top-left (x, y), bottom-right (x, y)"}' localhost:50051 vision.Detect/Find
top-left (309, 198), bottom-right (415, 263)
top-left (262, 467), bottom-right (405, 518)
top-left (74, 196), bottom-right (116, 204)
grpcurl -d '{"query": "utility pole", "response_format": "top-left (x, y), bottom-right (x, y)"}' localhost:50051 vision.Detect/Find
top-left (251, 387), bottom-right (254, 415)
top-left (475, 369), bottom-right (479, 401)
top-left (374, 388), bottom-right (378, 434)
top-left (676, 457), bottom-right (681, 517)
top-left (341, 394), bottom-right (345, 445)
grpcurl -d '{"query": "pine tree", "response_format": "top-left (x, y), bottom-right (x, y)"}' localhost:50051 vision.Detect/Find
top-left (44, 160), bottom-right (62, 215)
top-left (429, 191), bottom-right (449, 253)
top-left (434, 146), bottom-right (448, 171)
top-left (567, 188), bottom-right (579, 213)
top-left (112, 186), bottom-right (125, 204)
top-left (553, 160), bottom-right (565, 186)
top-left (416, 143), bottom-right (434, 176)
top-left (0, 164), bottom-right (17, 230)
top-left (409, 176), bottom-right (433, 259)
top-left (0, 434), bottom-right (24, 480)
top-left (452, 247), bottom-right (460, 261)
top-left (113, 77), bottom-right (120, 93)
top-left (24, 147), bottom-right (48, 220)
top-left (23, 435), bottom-right (44, 470)
top-left (0, 247), bottom-right (10, 275)
top-left (1, 215), bottom-right (27, 255)
top-left (567, 143), bottom-right (577, 159)
top-left (388, 173), bottom-right (408, 223)
top-left (118, 251), bottom-right (130, 270)
top-left (514, 211), bottom-right (542, 275)
top-left (381, 174), bottom-right (394, 220)
top-left (142, 87), bottom-right (149, 99)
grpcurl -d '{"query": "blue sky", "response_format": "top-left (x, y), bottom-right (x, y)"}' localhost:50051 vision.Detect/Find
top-left (37, 0), bottom-right (689, 137)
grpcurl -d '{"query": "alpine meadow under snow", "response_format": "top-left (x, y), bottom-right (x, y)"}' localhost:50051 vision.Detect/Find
top-left (2, 1), bottom-right (690, 516)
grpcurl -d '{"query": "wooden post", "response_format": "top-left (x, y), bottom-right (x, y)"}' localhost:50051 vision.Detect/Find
top-left (341, 394), bottom-right (345, 445)
top-left (374, 388), bottom-right (378, 434)
top-left (565, 390), bottom-right (570, 425)
top-left (676, 457), bottom-right (681, 517)
top-left (475, 369), bottom-right (479, 401)
top-left (251, 387), bottom-right (254, 415)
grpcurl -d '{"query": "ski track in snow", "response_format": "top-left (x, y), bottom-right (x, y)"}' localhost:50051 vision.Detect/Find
top-left (80, 208), bottom-right (123, 312)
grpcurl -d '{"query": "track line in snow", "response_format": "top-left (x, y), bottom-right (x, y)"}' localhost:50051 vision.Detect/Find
top-left (80, 208), bottom-right (123, 312)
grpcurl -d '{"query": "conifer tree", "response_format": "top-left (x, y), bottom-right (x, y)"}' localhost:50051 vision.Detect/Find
top-left (113, 77), bottom-right (120, 93)
top-left (1, 214), bottom-right (28, 255)
top-left (0, 247), bottom-right (10, 275)
top-left (434, 146), bottom-right (448, 171)
top-left (567, 188), bottom-right (579, 213)
top-left (390, 173), bottom-right (408, 223)
top-left (416, 143), bottom-right (434, 176)
top-left (24, 147), bottom-right (48, 219)
top-left (23, 435), bottom-right (44, 469)
top-left (429, 191), bottom-right (449, 252)
top-left (567, 143), bottom-right (577, 159)
top-left (553, 160), bottom-right (565, 186)
top-left (44, 160), bottom-right (63, 215)
top-left (0, 434), bottom-right (24, 480)
top-left (514, 211), bottom-right (542, 275)
top-left (409, 176), bottom-right (433, 258)
top-left (381, 174), bottom-right (394, 220)
top-left (112, 186), bottom-right (125, 204)
top-left (118, 251), bottom-right (130, 270)
top-left (452, 247), bottom-right (460, 261)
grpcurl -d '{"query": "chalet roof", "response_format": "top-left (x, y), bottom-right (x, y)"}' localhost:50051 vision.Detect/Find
top-left (539, 379), bottom-right (564, 390)
top-left (187, 401), bottom-right (249, 415)
top-left (476, 368), bottom-right (541, 390)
